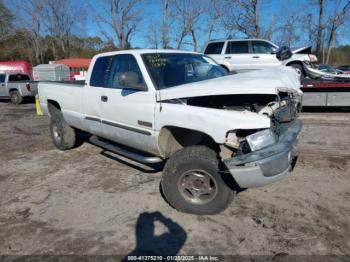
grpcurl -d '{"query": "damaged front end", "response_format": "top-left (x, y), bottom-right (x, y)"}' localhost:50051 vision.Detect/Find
top-left (218, 91), bottom-right (303, 188)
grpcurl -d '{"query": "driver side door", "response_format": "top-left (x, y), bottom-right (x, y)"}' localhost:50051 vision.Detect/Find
top-left (99, 54), bottom-right (158, 154)
top-left (250, 40), bottom-right (281, 68)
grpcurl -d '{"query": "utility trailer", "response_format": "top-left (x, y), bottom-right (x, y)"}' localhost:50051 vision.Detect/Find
top-left (301, 78), bottom-right (350, 107)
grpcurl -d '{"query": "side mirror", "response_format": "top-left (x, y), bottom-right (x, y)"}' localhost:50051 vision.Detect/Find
top-left (118, 72), bottom-right (148, 91)
top-left (276, 46), bottom-right (292, 61)
top-left (270, 47), bottom-right (277, 54)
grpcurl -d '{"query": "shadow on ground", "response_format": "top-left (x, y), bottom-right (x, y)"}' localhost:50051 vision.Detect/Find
top-left (124, 212), bottom-right (187, 259)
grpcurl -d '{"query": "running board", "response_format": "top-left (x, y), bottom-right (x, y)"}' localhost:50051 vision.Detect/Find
top-left (89, 136), bottom-right (163, 164)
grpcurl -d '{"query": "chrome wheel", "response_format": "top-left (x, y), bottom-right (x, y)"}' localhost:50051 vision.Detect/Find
top-left (177, 169), bottom-right (218, 205)
top-left (11, 93), bottom-right (18, 103)
top-left (52, 124), bottom-right (62, 143)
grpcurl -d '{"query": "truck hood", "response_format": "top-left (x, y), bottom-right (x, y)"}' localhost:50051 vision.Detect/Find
top-left (157, 66), bottom-right (301, 101)
top-left (292, 46), bottom-right (312, 54)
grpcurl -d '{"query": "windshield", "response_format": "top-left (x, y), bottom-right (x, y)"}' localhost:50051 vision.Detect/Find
top-left (141, 53), bottom-right (228, 90)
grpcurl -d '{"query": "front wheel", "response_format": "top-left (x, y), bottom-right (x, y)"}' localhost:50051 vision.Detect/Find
top-left (161, 146), bottom-right (233, 215)
top-left (10, 91), bottom-right (23, 104)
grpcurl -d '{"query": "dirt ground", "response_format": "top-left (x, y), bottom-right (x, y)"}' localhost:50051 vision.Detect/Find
top-left (0, 100), bottom-right (349, 257)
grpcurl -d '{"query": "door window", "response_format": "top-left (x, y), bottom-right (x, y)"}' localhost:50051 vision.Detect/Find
top-left (0, 74), bottom-right (5, 82)
top-left (225, 41), bottom-right (249, 54)
top-left (106, 54), bottom-right (146, 89)
top-left (251, 41), bottom-right (275, 54)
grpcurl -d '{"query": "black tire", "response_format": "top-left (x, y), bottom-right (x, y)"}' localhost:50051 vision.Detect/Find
top-left (161, 146), bottom-right (233, 215)
top-left (289, 63), bottom-right (305, 79)
top-left (49, 116), bottom-right (76, 150)
top-left (10, 91), bottom-right (23, 104)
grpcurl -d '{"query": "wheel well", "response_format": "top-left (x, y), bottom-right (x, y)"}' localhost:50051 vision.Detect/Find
top-left (9, 88), bottom-right (19, 93)
top-left (158, 126), bottom-right (218, 158)
top-left (47, 100), bottom-right (61, 116)
top-left (286, 61), bottom-right (303, 68)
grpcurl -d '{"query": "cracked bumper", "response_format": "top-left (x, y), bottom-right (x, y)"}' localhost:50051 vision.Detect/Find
top-left (223, 119), bottom-right (303, 188)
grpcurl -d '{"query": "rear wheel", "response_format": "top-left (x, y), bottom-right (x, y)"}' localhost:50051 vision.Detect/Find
top-left (161, 146), bottom-right (233, 215)
top-left (10, 91), bottom-right (23, 104)
top-left (50, 116), bottom-right (76, 150)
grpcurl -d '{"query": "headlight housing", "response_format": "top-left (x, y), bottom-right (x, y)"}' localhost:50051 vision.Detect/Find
top-left (246, 129), bottom-right (276, 151)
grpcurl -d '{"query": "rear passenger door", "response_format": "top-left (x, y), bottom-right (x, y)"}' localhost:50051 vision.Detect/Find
top-left (0, 74), bottom-right (6, 97)
top-left (224, 41), bottom-right (252, 72)
top-left (83, 56), bottom-right (110, 137)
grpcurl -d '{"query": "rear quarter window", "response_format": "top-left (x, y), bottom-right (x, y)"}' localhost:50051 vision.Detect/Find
top-left (8, 74), bottom-right (30, 81)
top-left (90, 56), bottom-right (113, 87)
top-left (204, 42), bottom-right (224, 54)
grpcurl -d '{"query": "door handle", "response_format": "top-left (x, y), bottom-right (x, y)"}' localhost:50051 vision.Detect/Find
top-left (101, 95), bottom-right (108, 102)
top-left (252, 56), bottom-right (260, 58)
top-left (224, 56), bottom-right (231, 59)
top-left (0, 84), bottom-right (4, 87)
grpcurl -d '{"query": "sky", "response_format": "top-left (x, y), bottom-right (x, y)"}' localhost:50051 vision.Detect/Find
top-left (9, 0), bottom-right (350, 51)
top-left (82, 0), bottom-right (350, 50)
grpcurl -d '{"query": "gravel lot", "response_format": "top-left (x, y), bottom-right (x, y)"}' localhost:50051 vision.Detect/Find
top-left (0, 101), bottom-right (349, 256)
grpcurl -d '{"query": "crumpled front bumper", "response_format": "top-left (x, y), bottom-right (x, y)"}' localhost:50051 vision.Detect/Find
top-left (223, 119), bottom-right (303, 188)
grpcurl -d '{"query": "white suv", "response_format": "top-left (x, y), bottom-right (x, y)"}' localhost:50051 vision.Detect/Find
top-left (204, 39), bottom-right (317, 77)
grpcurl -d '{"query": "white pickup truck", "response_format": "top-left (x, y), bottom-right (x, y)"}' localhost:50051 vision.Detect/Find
top-left (38, 49), bottom-right (303, 214)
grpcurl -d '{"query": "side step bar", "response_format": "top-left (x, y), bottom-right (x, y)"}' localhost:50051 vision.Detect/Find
top-left (89, 136), bottom-right (163, 164)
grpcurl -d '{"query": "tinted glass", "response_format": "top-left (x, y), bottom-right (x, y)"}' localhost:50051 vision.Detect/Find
top-left (0, 74), bottom-right (5, 82)
top-left (8, 74), bottom-right (30, 81)
top-left (90, 56), bottom-right (113, 87)
top-left (204, 42), bottom-right (224, 54)
top-left (106, 54), bottom-right (146, 89)
top-left (90, 55), bottom-right (146, 89)
top-left (142, 53), bottom-right (228, 90)
top-left (252, 41), bottom-right (274, 54)
top-left (338, 65), bottom-right (350, 70)
top-left (225, 41), bottom-right (249, 54)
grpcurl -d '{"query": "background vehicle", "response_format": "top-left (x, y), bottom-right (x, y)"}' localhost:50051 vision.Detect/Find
top-left (204, 39), bottom-right (317, 77)
top-left (39, 49), bottom-right (302, 215)
top-left (301, 78), bottom-right (350, 107)
top-left (0, 73), bottom-right (38, 104)
top-left (336, 65), bottom-right (350, 74)
top-left (314, 64), bottom-right (343, 75)
top-left (0, 61), bottom-right (33, 79)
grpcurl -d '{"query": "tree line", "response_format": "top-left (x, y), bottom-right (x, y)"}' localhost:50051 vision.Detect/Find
top-left (0, 0), bottom-right (349, 66)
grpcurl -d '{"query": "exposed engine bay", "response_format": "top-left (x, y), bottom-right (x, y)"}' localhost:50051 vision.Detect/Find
top-left (164, 92), bottom-right (301, 157)
top-left (171, 92), bottom-right (301, 123)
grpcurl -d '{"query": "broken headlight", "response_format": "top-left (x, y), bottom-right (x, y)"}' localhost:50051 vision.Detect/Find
top-left (246, 129), bottom-right (276, 151)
